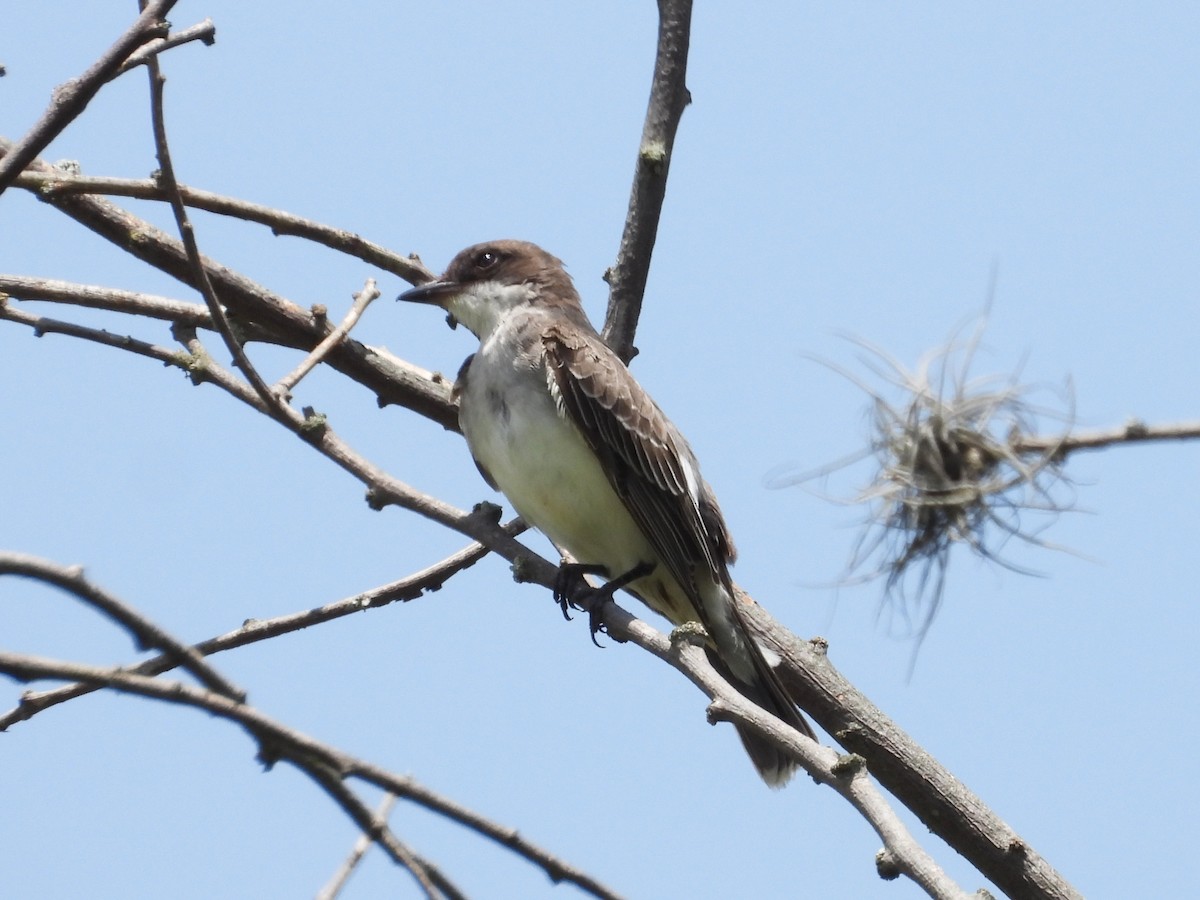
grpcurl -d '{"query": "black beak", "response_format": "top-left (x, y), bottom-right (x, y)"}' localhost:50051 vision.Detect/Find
top-left (397, 280), bottom-right (461, 306)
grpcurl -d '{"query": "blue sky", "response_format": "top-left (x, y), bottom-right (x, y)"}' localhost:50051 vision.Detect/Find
top-left (2, 3), bottom-right (1198, 898)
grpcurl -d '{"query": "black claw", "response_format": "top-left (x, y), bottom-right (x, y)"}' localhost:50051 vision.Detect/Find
top-left (552, 560), bottom-right (656, 647)
top-left (586, 607), bottom-right (607, 647)
top-left (552, 562), bottom-right (609, 621)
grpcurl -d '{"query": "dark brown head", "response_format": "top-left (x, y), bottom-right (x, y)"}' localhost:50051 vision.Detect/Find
top-left (397, 240), bottom-right (589, 339)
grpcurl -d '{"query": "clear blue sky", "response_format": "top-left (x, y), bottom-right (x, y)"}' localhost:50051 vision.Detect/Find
top-left (2, 3), bottom-right (1198, 898)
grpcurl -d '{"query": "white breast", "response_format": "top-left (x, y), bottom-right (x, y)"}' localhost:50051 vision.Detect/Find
top-left (458, 337), bottom-right (657, 580)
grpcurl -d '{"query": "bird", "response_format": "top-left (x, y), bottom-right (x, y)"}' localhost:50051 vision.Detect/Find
top-left (398, 239), bottom-right (814, 785)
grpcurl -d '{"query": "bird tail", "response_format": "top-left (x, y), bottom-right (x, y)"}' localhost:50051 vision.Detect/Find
top-left (702, 586), bottom-right (816, 788)
top-left (706, 645), bottom-right (814, 787)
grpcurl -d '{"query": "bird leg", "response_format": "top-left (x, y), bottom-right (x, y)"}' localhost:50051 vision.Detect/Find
top-left (553, 560), bottom-right (656, 646)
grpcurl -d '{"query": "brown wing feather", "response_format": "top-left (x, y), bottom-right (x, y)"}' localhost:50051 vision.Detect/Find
top-left (541, 324), bottom-right (732, 596)
top-left (543, 325), bottom-right (818, 753)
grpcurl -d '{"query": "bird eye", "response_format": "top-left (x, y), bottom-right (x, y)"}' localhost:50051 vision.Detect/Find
top-left (475, 250), bottom-right (499, 270)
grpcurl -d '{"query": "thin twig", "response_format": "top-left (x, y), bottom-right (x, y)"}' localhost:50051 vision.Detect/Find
top-left (305, 768), bottom-right (446, 900)
top-left (0, 275), bottom-right (212, 326)
top-left (276, 279), bottom-right (379, 397)
top-left (1014, 418), bottom-right (1200, 457)
top-left (114, 19), bottom-right (217, 77)
top-left (171, 325), bottom-right (482, 528)
top-left (336, 755), bottom-right (626, 899)
top-left (1, 525), bottom-right (525, 729)
top-left (145, 52), bottom-right (285, 418)
top-left (315, 793), bottom-right (398, 900)
top-left (0, 300), bottom-right (506, 557)
top-left (601, 0), bottom-right (694, 361)
top-left (0, 297), bottom-right (194, 367)
top-left (0, 553), bottom-right (244, 701)
top-left (0, 0), bottom-right (175, 194)
top-left (0, 274), bottom-right (406, 377)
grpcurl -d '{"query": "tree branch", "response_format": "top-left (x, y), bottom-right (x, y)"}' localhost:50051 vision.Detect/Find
top-left (745, 600), bottom-right (1081, 900)
top-left (305, 764), bottom-right (453, 900)
top-left (11, 171), bottom-right (434, 284)
top-left (0, 525), bottom-right (525, 730)
top-left (683, 649), bottom-right (969, 898)
top-left (0, 295), bottom-right (196, 366)
top-left (0, 651), bottom-right (622, 900)
top-left (146, 49), bottom-right (285, 418)
top-left (0, 0), bottom-right (175, 194)
top-left (274, 278), bottom-right (379, 398)
top-left (0, 552), bottom-right (244, 701)
top-left (166, 325), bottom-right (521, 549)
top-left (315, 793), bottom-right (398, 900)
top-left (0, 300), bottom-right (524, 567)
top-left (2, 298), bottom-right (1077, 895)
top-left (114, 18), bottom-right (217, 77)
top-left (601, 0), bottom-right (694, 361)
top-left (1015, 418), bottom-right (1200, 457)
top-left (0, 137), bottom-right (455, 430)
top-left (0, 275), bottom-right (213, 326)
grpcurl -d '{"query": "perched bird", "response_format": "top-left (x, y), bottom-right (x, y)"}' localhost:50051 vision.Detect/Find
top-left (399, 240), bottom-right (814, 785)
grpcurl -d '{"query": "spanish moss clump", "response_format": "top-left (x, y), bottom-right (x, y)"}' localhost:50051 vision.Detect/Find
top-left (783, 317), bottom-right (1074, 642)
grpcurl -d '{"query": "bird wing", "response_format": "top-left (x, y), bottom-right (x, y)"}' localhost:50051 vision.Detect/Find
top-left (540, 323), bottom-right (735, 596)
top-left (544, 324), bottom-right (818, 750)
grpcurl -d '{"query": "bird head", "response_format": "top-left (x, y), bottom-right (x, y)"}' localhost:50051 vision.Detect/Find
top-left (398, 239), bottom-right (583, 340)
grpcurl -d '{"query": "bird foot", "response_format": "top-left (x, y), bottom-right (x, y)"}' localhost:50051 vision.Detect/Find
top-left (553, 563), bottom-right (609, 622)
top-left (553, 561), bottom-right (655, 646)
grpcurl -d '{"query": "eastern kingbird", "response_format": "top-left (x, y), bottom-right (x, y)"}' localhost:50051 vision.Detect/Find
top-left (399, 240), bottom-right (813, 785)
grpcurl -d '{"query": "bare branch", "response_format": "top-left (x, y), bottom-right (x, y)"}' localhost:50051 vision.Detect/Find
top-left (305, 767), bottom-right (450, 900)
top-left (743, 600), bottom-right (1081, 900)
top-left (168, 325), bottom-right (513, 542)
top-left (12, 171), bottom-right (434, 284)
top-left (342, 762), bottom-right (625, 900)
top-left (668, 636), bottom-right (970, 899)
top-left (0, 553), bottom-right (244, 701)
top-left (1015, 418), bottom-right (1200, 456)
top-left (0, 274), bottom-right (411, 386)
top-left (0, 274), bottom-right (211, 326)
top-left (0, 295), bottom-right (194, 367)
top-left (0, 300), bottom-right (528, 571)
top-left (114, 18), bottom-right (217, 77)
top-left (316, 793), bottom-right (398, 900)
top-left (0, 652), bottom-right (622, 900)
top-left (0, 138), bottom-right (456, 430)
top-left (1, 525), bottom-right (525, 729)
top-left (275, 279), bottom-right (379, 398)
top-left (601, 0), bottom-right (694, 361)
top-left (0, 0), bottom-right (174, 194)
top-left (145, 52), bottom-right (285, 418)
top-left (3, 296), bottom-right (1073, 894)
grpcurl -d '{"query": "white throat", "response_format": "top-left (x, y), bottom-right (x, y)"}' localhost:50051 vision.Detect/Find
top-left (446, 281), bottom-right (536, 341)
